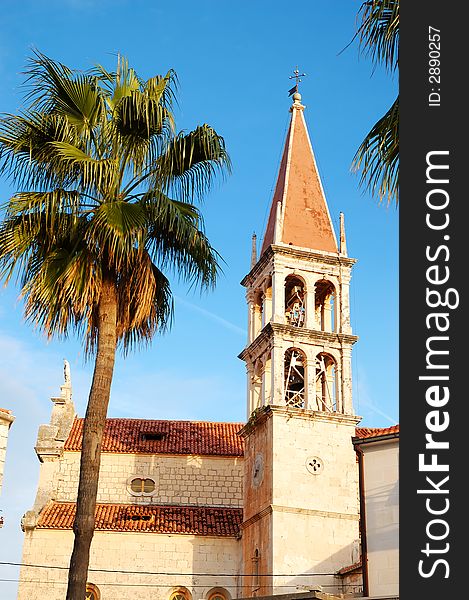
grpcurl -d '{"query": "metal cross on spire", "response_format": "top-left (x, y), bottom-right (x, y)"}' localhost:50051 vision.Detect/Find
top-left (288, 66), bottom-right (307, 96)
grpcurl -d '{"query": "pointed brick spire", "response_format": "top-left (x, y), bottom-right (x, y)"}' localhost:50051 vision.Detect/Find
top-left (261, 93), bottom-right (338, 255)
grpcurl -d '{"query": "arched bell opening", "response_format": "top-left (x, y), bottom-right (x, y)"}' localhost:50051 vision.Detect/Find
top-left (284, 348), bottom-right (306, 408)
top-left (314, 279), bottom-right (336, 332)
top-left (315, 352), bottom-right (338, 412)
top-left (284, 275), bottom-right (306, 328)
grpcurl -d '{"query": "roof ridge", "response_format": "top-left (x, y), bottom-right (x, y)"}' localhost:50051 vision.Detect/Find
top-left (73, 416), bottom-right (245, 425)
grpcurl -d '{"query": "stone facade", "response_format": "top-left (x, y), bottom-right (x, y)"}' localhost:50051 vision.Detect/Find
top-left (51, 452), bottom-right (243, 508)
top-left (19, 528), bottom-right (241, 600)
top-left (0, 408), bottom-right (15, 499)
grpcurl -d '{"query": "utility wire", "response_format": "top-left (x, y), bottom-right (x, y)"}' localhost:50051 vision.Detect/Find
top-left (0, 561), bottom-right (338, 577)
top-left (0, 579), bottom-right (358, 589)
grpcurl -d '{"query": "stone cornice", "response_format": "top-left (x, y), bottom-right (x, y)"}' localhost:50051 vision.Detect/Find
top-left (238, 322), bottom-right (358, 361)
top-left (241, 502), bottom-right (359, 529)
top-left (241, 244), bottom-right (356, 287)
top-left (238, 405), bottom-right (361, 438)
top-left (270, 322), bottom-right (358, 345)
top-left (0, 409), bottom-right (15, 427)
top-left (240, 246), bottom-right (274, 287)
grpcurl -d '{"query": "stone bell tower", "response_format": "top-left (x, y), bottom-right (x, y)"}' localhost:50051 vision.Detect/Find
top-left (238, 90), bottom-right (362, 596)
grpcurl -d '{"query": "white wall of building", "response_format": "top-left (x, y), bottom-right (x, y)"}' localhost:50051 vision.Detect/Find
top-left (361, 439), bottom-right (399, 597)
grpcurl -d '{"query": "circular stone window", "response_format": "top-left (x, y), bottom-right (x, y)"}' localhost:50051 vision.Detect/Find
top-left (305, 456), bottom-right (324, 475)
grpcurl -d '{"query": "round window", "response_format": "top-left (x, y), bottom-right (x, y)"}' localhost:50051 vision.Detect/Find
top-left (305, 456), bottom-right (324, 475)
top-left (130, 477), bottom-right (156, 495)
top-left (85, 583), bottom-right (100, 600)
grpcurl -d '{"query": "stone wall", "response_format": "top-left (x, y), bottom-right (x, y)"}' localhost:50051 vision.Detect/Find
top-left (241, 408), bottom-right (361, 597)
top-left (53, 452), bottom-right (243, 507)
top-left (18, 528), bottom-right (241, 600)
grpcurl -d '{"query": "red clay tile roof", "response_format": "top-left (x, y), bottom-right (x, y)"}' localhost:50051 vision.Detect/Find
top-left (64, 418), bottom-right (245, 456)
top-left (64, 418), bottom-right (398, 454)
top-left (354, 424), bottom-right (399, 439)
top-left (37, 501), bottom-right (243, 536)
top-left (338, 561), bottom-right (362, 575)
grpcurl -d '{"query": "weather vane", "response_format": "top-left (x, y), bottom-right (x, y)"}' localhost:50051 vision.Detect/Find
top-left (288, 66), bottom-right (307, 96)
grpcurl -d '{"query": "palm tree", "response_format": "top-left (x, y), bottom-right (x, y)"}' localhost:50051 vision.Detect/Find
top-left (352, 0), bottom-right (399, 206)
top-left (0, 51), bottom-right (230, 599)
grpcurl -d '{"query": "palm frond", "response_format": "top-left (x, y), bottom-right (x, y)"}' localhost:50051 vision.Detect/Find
top-left (86, 201), bottom-right (146, 271)
top-left (50, 141), bottom-right (117, 192)
top-left (142, 193), bottom-right (220, 290)
top-left (0, 50), bottom-right (229, 352)
top-left (115, 252), bottom-right (173, 354)
top-left (356, 0), bottom-right (399, 72)
top-left (352, 96), bottom-right (399, 206)
top-left (23, 50), bottom-right (105, 133)
top-left (155, 124), bottom-right (231, 201)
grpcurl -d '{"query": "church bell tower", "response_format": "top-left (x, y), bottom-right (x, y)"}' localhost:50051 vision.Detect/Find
top-left (239, 89), bottom-right (362, 596)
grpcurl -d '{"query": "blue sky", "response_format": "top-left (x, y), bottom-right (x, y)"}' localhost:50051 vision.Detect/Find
top-left (0, 1), bottom-right (398, 596)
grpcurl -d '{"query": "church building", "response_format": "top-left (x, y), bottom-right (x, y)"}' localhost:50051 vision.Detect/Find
top-left (16, 91), bottom-right (399, 600)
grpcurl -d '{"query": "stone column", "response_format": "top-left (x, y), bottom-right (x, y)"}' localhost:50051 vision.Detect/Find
top-left (341, 346), bottom-right (354, 414)
top-left (246, 289), bottom-right (258, 344)
top-left (271, 267), bottom-right (285, 324)
top-left (305, 347), bottom-right (317, 410)
top-left (246, 363), bottom-right (254, 417)
top-left (263, 287), bottom-right (272, 326)
top-left (305, 275), bottom-right (316, 330)
top-left (340, 268), bottom-right (352, 334)
top-left (263, 356), bottom-right (272, 406)
top-left (270, 343), bottom-right (284, 405)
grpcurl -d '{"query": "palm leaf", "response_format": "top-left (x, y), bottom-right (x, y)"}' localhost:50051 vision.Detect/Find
top-left (154, 124), bottom-right (231, 201)
top-left (352, 96), bottom-right (399, 206)
top-left (356, 0), bottom-right (399, 72)
top-left (23, 50), bottom-right (105, 133)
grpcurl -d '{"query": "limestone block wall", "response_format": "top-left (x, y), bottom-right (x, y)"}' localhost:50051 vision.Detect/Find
top-left (241, 408), bottom-right (361, 597)
top-left (18, 529), bottom-right (241, 600)
top-left (54, 452), bottom-right (243, 507)
top-left (271, 411), bottom-right (360, 516)
top-left (362, 441), bottom-right (399, 597)
top-left (269, 411), bottom-right (361, 593)
top-left (271, 509), bottom-right (360, 594)
top-left (242, 415), bottom-right (273, 522)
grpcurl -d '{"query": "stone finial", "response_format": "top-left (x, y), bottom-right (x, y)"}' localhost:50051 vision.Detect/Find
top-left (60, 358), bottom-right (72, 402)
top-left (339, 212), bottom-right (348, 256)
top-left (250, 233), bottom-right (257, 268)
top-left (63, 359), bottom-right (71, 385)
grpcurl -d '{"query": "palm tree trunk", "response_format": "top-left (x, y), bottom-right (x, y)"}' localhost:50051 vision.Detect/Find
top-left (66, 277), bottom-right (117, 600)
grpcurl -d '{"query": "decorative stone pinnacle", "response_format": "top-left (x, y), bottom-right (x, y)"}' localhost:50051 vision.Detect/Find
top-left (59, 358), bottom-right (72, 401)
